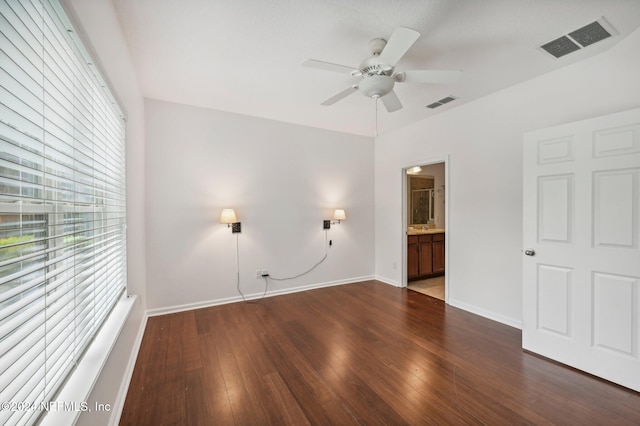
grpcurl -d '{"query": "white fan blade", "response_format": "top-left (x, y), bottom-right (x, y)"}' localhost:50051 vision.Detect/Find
top-left (381, 90), bottom-right (402, 112)
top-left (321, 86), bottom-right (358, 106)
top-left (397, 70), bottom-right (462, 84)
top-left (378, 27), bottom-right (420, 67)
top-left (303, 59), bottom-right (357, 75)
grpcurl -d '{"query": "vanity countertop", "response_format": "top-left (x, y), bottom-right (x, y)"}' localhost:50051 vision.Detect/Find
top-left (407, 228), bottom-right (445, 235)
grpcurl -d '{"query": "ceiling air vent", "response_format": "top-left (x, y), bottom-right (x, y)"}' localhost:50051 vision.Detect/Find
top-left (569, 21), bottom-right (612, 47)
top-left (540, 18), bottom-right (616, 58)
top-left (427, 95), bottom-right (457, 109)
top-left (540, 36), bottom-right (581, 58)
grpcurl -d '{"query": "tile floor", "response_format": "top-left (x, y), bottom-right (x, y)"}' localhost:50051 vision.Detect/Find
top-left (407, 276), bottom-right (445, 300)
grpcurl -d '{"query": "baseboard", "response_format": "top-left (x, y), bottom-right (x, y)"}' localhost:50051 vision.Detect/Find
top-left (147, 294), bottom-right (243, 317)
top-left (447, 297), bottom-right (522, 329)
top-left (108, 309), bottom-right (149, 426)
top-left (374, 275), bottom-right (401, 287)
top-left (264, 275), bottom-right (375, 298)
top-left (146, 275), bottom-right (376, 317)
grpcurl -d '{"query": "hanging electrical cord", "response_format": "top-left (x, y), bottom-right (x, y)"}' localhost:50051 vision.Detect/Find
top-left (267, 230), bottom-right (329, 282)
top-left (235, 233), bottom-right (268, 303)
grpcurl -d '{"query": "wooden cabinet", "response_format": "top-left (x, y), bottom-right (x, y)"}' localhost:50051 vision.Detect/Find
top-left (407, 236), bottom-right (419, 279)
top-left (432, 233), bottom-right (445, 274)
top-left (408, 232), bottom-right (445, 280)
top-left (418, 235), bottom-right (433, 276)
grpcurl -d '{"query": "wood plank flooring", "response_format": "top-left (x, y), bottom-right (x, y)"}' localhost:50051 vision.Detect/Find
top-left (120, 281), bottom-right (640, 425)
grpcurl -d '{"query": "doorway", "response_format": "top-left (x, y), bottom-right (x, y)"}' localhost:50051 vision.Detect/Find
top-left (403, 159), bottom-right (448, 301)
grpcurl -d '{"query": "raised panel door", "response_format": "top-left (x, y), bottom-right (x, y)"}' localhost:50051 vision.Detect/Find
top-left (432, 234), bottom-right (445, 274)
top-left (418, 235), bottom-right (433, 277)
top-left (523, 107), bottom-right (640, 392)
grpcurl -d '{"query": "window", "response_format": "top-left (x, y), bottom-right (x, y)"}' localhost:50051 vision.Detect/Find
top-left (0, 1), bottom-right (127, 424)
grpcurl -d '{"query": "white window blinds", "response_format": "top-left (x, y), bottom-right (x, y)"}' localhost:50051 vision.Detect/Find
top-left (0, 1), bottom-right (126, 424)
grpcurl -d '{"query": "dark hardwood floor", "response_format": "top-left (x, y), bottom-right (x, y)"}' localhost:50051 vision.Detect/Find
top-left (120, 281), bottom-right (640, 425)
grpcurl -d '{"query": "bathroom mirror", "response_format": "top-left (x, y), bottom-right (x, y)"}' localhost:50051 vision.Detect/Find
top-left (408, 175), bottom-right (434, 225)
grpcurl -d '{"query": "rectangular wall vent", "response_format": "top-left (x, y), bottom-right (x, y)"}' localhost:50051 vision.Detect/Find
top-left (427, 95), bottom-right (457, 109)
top-left (539, 18), bottom-right (616, 59)
top-left (438, 96), bottom-right (456, 104)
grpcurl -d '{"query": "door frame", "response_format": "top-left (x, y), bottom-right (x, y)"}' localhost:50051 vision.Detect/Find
top-left (401, 155), bottom-right (450, 302)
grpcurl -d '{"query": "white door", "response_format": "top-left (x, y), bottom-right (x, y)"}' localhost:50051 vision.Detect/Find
top-left (523, 108), bottom-right (640, 391)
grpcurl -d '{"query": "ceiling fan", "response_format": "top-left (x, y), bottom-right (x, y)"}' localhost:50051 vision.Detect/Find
top-left (303, 27), bottom-right (461, 113)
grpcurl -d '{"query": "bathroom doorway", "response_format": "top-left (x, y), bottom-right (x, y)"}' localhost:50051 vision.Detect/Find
top-left (403, 159), bottom-right (448, 301)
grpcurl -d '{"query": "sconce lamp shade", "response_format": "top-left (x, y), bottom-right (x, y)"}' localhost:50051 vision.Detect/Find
top-left (323, 209), bottom-right (346, 230)
top-left (220, 208), bottom-right (238, 224)
top-left (333, 209), bottom-right (346, 221)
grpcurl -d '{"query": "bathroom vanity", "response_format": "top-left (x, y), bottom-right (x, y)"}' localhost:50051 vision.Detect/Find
top-left (407, 228), bottom-right (445, 280)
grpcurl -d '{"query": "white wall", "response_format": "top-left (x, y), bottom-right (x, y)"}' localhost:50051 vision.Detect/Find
top-left (60, 0), bottom-right (147, 425)
top-left (145, 99), bottom-right (374, 311)
top-left (375, 28), bottom-right (640, 327)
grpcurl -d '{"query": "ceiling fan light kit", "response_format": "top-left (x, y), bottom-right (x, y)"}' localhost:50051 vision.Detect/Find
top-left (304, 26), bottom-right (462, 113)
top-left (358, 74), bottom-right (394, 98)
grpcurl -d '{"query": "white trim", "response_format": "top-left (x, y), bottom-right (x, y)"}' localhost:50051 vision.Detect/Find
top-left (374, 275), bottom-right (402, 287)
top-left (401, 155), bottom-right (450, 302)
top-left (146, 276), bottom-right (375, 317)
top-left (108, 311), bottom-right (149, 426)
top-left (448, 298), bottom-right (522, 329)
top-left (40, 294), bottom-right (137, 426)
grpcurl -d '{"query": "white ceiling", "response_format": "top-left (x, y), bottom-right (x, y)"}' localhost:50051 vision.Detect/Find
top-left (112, 0), bottom-right (640, 137)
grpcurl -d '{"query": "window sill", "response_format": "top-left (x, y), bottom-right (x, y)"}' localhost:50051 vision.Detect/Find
top-left (40, 293), bottom-right (138, 426)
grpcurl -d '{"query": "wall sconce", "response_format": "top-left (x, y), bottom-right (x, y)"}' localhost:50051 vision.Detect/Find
top-left (323, 209), bottom-right (346, 230)
top-left (220, 208), bottom-right (241, 233)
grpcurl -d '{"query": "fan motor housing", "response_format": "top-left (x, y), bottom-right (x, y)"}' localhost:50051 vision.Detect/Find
top-left (358, 75), bottom-right (395, 98)
top-left (359, 38), bottom-right (392, 76)
top-left (368, 38), bottom-right (387, 55)
top-left (359, 56), bottom-right (393, 76)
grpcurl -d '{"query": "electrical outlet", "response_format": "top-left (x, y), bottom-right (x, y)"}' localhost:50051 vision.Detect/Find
top-left (261, 269), bottom-right (269, 277)
top-left (255, 269), bottom-right (261, 279)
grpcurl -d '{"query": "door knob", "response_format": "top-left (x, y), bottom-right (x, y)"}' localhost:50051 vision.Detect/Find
top-left (523, 248), bottom-right (535, 256)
